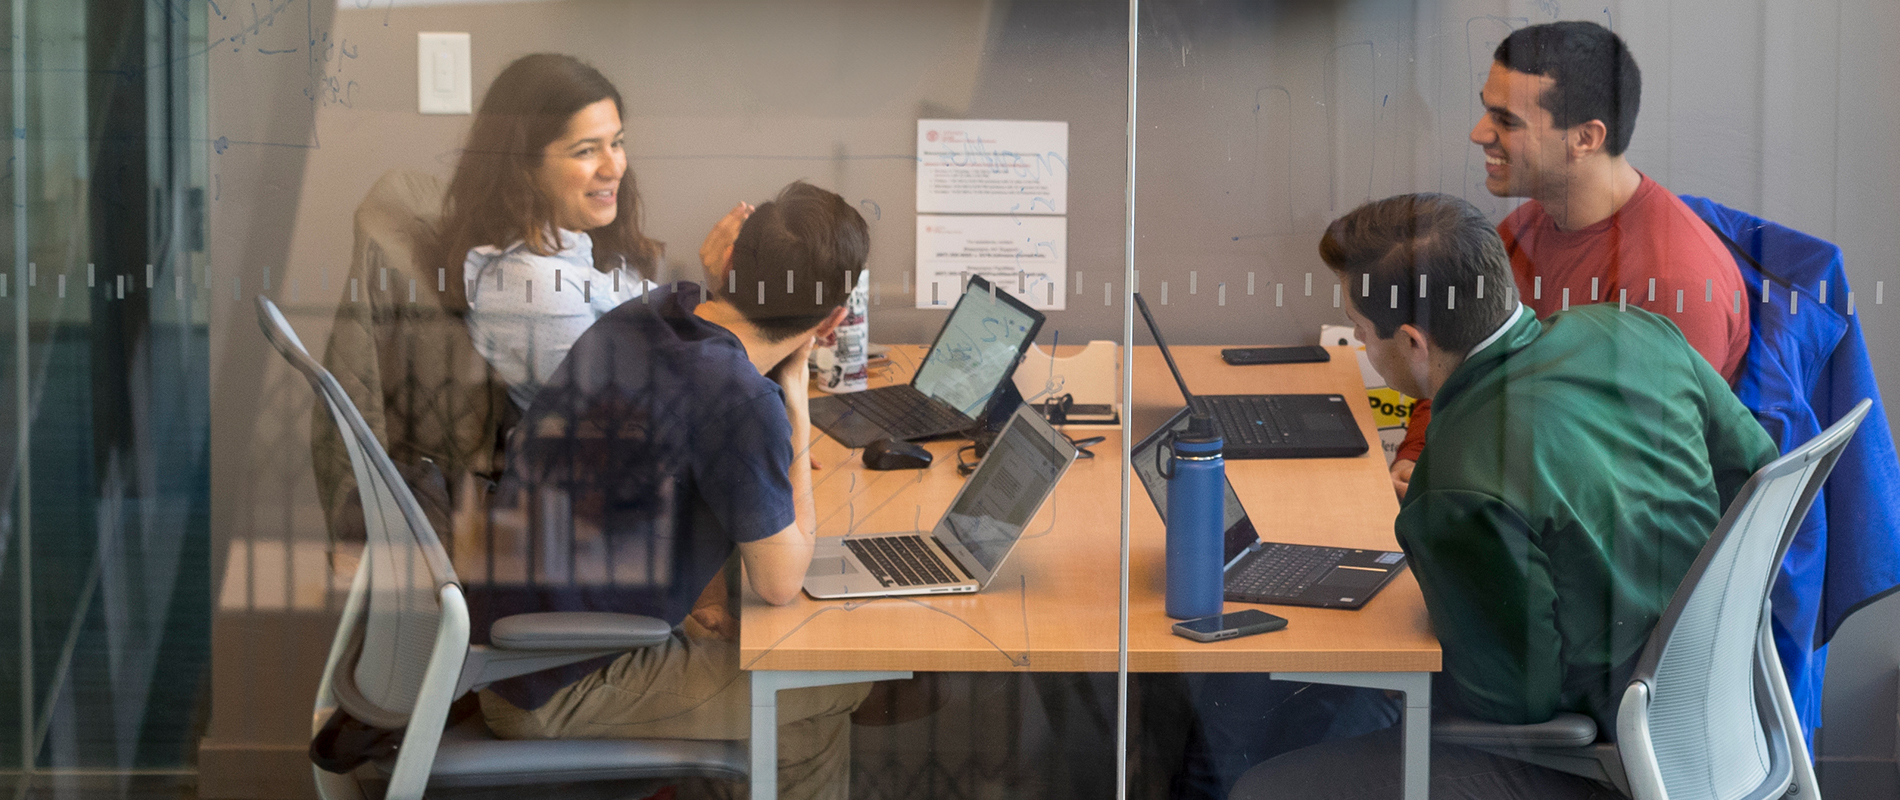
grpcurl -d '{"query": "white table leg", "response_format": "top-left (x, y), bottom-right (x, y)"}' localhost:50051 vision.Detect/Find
top-left (749, 670), bottom-right (910, 800)
top-left (1275, 671), bottom-right (1432, 800)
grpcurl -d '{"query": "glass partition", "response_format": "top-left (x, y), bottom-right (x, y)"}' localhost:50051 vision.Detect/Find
top-left (6, 0), bottom-right (1900, 798)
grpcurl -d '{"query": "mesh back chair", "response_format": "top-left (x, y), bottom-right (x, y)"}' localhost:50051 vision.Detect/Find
top-left (1433, 398), bottom-right (1871, 800)
top-left (257, 296), bottom-right (747, 800)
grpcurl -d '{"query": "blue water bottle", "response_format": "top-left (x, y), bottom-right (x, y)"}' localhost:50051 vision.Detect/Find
top-left (1161, 412), bottom-right (1225, 620)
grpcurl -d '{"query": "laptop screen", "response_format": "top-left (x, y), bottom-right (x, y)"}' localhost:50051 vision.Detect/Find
top-left (1132, 409), bottom-right (1261, 565)
top-left (939, 409), bottom-right (1072, 571)
top-left (1132, 292), bottom-right (1200, 410)
top-left (913, 277), bottom-right (1040, 417)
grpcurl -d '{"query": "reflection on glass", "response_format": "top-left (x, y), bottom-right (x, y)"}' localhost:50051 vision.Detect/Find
top-left (1, 0), bottom-right (211, 791)
top-left (108, 0), bottom-right (1900, 797)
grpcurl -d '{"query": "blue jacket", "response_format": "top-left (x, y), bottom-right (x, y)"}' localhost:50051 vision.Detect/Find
top-left (1681, 195), bottom-right (1900, 748)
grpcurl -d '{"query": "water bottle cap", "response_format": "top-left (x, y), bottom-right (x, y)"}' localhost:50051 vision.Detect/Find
top-left (1180, 412), bottom-right (1221, 443)
top-left (1174, 412), bottom-right (1223, 454)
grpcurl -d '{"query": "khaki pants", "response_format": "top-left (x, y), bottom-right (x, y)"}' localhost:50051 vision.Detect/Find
top-left (480, 630), bottom-right (870, 800)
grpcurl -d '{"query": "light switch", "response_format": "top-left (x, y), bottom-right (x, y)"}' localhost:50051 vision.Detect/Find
top-left (433, 50), bottom-right (454, 94)
top-left (417, 32), bottom-right (471, 115)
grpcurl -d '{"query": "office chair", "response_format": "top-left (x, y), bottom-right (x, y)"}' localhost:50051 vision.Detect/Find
top-left (256, 296), bottom-right (747, 799)
top-left (1433, 398), bottom-right (1871, 800)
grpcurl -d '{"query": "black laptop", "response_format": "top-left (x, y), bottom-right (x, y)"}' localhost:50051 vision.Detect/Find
top-left (811, 275), bottom-right (1044, 448)
top-left (1132, 292), bottom-right (1368, 459)
top-left (1134, 407), bottom-right (1406, 609)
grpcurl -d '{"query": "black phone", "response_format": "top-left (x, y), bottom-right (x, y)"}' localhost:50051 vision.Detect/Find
top-left (1171, 609), bottom-right (1289, 642)
top-left (1033, 395), bottom-right (1117, 425)
top-left (1220, 346), bottom-right (1331, 366)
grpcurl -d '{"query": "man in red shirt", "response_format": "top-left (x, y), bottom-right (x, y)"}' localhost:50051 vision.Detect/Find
top-left (1390, 21), bottom-right (1749, 497)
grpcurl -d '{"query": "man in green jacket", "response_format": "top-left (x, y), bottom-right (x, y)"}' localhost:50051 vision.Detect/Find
top-left (1232, 193), bottom-right (1776, 799)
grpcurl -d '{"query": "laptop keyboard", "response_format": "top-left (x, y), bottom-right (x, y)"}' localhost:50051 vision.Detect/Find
top-left (1227, 543), bottom-right (1347, 599)
top-left (1205, 396), bottom-right (1295, 445)
top-left (845, 535), bottom-right (963, 587)
top-left (847, 390), bottom-right (972, 438)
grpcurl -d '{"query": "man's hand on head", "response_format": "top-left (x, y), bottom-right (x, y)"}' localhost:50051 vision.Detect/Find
top-left (810, 305), bottom-right (847, 350)
top-left (699, 202), bottom-right (753, 284)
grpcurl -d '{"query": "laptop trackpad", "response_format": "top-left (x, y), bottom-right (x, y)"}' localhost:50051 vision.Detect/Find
top-left (1317, 567), bottom-right (1385, 588)
top-left (1303, 412), bottom-right (1345, 431)
top-left (810, 556), bottom-right (861, 576)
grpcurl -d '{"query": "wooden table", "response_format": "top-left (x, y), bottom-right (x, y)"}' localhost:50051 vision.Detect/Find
top-left (742, 345), bottom-right (1440, 799)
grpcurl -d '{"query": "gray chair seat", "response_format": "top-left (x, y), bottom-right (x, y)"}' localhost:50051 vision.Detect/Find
top-left (409, 716), bottom-right (748, 788)
top-left (1431, 712), bottom-right (1626, 792)
top-left (489, 612), bottom-right (673, 651)
top-left (1432, 712), bottom-right (1598, 750)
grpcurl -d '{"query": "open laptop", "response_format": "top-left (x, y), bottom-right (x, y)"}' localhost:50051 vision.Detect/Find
top-left (811, 275), bottom-right (1045, 448)
top-left (803, 404), bottom-right (1077, 599)
top-left (1132, 292), bottom-right (1368, 459)
top-left (1133, 407), bottom-right (1405, 609)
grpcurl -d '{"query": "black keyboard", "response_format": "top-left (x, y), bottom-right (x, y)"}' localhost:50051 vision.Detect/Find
top-left (1203, 396), bottom-right (1295, 445)
top-left (845, 388), bottom-right (972, 437)
top-left (845, 535), bottom-right (963, 587)
top-left (1227, 544), bottom-right (1346, 598)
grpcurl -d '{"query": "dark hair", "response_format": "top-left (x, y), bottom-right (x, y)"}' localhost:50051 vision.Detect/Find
top-left (1320, 193), bottom-right (1516, 353)
top-left (1495, 21), bottom-right (1642, 156)
top-left (720, 181), bottom-right (868, 343)
top-left (433, 53), bottom-right (660, 312)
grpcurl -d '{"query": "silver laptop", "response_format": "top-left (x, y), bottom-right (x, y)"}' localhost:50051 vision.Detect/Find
top-left (803, 404), bottom-right (1078, 599)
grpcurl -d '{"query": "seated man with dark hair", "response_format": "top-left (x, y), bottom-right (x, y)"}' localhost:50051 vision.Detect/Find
top-left (1392, 20), bottom-right (1750, 498)
top-left (462, 181), bottom-right (871, 800)
top-left (1231, 193), bottom-right (1775, 799)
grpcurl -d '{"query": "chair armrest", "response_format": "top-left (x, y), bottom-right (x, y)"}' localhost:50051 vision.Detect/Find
top-left (1431, 712), bottom-right (1598, 750)
top-left (489, 612), bottom-right (672, 651)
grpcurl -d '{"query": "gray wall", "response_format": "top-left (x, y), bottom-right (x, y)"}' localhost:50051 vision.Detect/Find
top-left (204, 0), bottom-right (1900, 795)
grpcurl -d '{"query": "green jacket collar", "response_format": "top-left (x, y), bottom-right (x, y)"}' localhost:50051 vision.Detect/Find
top-left (1431, 307), bottom-right (1542, 412)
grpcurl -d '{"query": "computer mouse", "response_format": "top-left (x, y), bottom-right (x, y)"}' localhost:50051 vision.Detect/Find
top-left (862, 438), bottom-right (933, 470)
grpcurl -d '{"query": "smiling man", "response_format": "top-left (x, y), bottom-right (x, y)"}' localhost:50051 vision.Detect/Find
top-left (1391, 21), bottom-right (1750, 497)
top-left (1232, 193), bottom-right (1775, 800)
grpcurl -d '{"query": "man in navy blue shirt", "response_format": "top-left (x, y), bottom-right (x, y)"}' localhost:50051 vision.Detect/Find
top-left (464, 182), bottom-right (869, 800)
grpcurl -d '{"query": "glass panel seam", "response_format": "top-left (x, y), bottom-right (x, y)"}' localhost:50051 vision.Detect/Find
top-left (13, 0), bottom-right (34, 783)
top-left (1118, 0), bottom-right (1139, 798)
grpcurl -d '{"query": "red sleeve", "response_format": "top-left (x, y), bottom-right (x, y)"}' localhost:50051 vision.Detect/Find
top-left (1498, 184), bottom-right (1750, 383)
top-left (1396, 399), bottom-right (1430, 462)
top-left (1624, 201), bottom-right (1751, 383)
top-left (1622, 268), bottom-right (1748, 383)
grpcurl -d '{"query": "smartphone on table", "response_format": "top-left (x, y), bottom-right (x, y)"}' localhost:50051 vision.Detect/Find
top-left (1220, 346), bottom-right (1330, 366)
top-left (1171, 609), bottom-right (1289, 642)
